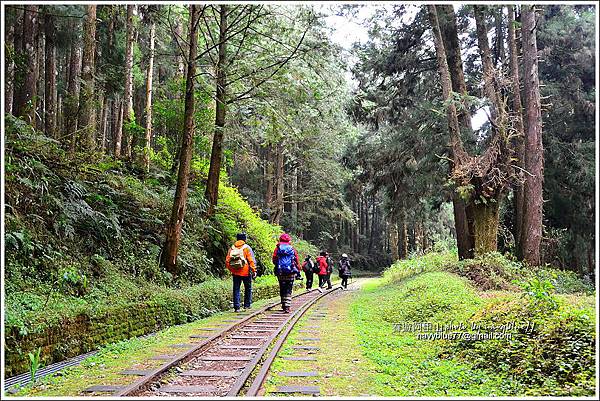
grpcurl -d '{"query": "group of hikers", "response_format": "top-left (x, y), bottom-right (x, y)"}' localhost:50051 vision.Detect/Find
top-left (225, 232), bottom-right (352, 313)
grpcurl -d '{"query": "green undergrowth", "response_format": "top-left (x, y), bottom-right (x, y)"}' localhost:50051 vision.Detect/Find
top-left (356, 252), bottom-right (596, 396)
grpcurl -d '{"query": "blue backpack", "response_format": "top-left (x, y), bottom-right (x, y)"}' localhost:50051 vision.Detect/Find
top-left (276, 244), bottom-right (296, 275)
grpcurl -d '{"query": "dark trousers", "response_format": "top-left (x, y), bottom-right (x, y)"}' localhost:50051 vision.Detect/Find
top-left (341, 275), bottom-right (350, 288)
top-left (278, 276), bottom-right (294, 310)
top-left (233, 275), bottom-right (252, 309)
top-left (318, 274), bottom-right (332, 289)
top-left (305, 272), bottom-right (314, 289)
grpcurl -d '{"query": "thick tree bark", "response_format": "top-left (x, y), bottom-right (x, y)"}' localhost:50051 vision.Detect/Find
top-left (474, 6), bottom-right (503, 123)
top-left (162, 5), bottom-right (199, 275)
top-left (438, 5), bottom-right (475, 259)
top-left (65, 39), bottom-right (82, 153)
top-left (78, 5), bottom-right (97, 151)
top-left (122, 5), bottom-right (135, 159)
top-left (143, 20), bottom-right (156, 172)
top-left (494, 8), bottom-right (505, 65)
top-left (205, 5), bottom-right (229, 216)
top-left (519, 5), bottom-right (544, 266)
top-left (44, 11), bottom-right (57, 138)
top-left (14, 6), bottom-right (39, 125)
top-left (36, 22), bottom-right (44, 130)
top-left (6, 19), bottom-right (15, 115)
top-left (508, 5), bottom-right (526, 254)
top-left (471, 201), bottom-right (500, 255)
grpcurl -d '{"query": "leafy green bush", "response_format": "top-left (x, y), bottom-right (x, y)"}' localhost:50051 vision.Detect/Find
top-left (452, 290), bottom-right (595, 396)
top-left (446, 252), bottom-right (522, 291)
top-left (381, 251), bottom-right (457, 285)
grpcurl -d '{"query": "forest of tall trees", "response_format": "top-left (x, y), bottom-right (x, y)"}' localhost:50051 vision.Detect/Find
top-left (3, 4), bottom-right (596, 276)
top-left (2, 4), bottom-right (596, 395)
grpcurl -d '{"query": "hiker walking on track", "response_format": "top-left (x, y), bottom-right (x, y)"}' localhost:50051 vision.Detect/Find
top-left (301, 255), bottom-right (316, 290)
top-left (272, 233), bottom-right (301, 313)
top-left (316, 251), bottom-right (332, 289)
top-left (338, 253), bottom-right (352, 289)
top-left (226, 232), bottom-right (257, 312)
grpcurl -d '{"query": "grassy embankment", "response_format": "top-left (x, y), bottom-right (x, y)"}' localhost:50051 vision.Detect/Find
top-left (265, 252), bottom-right (595, 396)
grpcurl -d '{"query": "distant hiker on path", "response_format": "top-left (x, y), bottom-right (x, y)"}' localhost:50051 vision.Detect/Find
top-left (272, 233), bottom-right (301, 313)
top-left (338, 253), bottom-right (352, 289)
top-left (226, 232), bottom-right (257, 312)
top-left (316, 251), bottom-right (332, 289)
top-left (302, 255), bottom-right (316, 290)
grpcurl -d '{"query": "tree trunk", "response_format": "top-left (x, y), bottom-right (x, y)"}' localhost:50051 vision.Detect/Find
top-left (494, 7), bottom-right (505, 65)
top-left (270, 142), bottom-right (285, 225)
top-left (44, 11), bottom-right (57, 138)
top-left (122, 5), bottom-right (135, 160)
top-left (100, 97), bottom-right (109, 151)
top-left (162, 5), bottom-right (200, 275)
top-left (471, 200), bottom-right (500, 255)
top-left (519, 5), bottom-right (544, 266)
top-left (36, 22), bottom-right (44, 130)
top-left (474, 5), bottom-right (503, 124)
top-left (114, 97), bottom-right (124, 157)
top-left (205, 5), bottom-right (229, 216)
top-left (174, 17), bottom-right (186, 78)
top-left (399, 219), bottom-right (408, 259)
top-left (14, 5), bottom-right (39, 125)
top-left (265, 145), bottom-right (274, 208)
top-left (508, 5), bottom-right (526, 254)
top-left (6, 12), bottom-right (16, 115)
top-left (143, 20), bottom-right (156, 172)
top-left (291, 166), bottom-right (298, 228)
top-left (389, 220), bottom-right (399, 261)
top-left (65, 37), bottom-right (82, 153)
top-left (78, 5), bottom-right (97, 151)
top-left (438, 5), bottom-right (476, 259)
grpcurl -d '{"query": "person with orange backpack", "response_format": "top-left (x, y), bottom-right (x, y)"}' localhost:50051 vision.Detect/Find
top-left (272, 233), bottom-right (301, 313)
top-left (226, 233), bottom-right (257, 312)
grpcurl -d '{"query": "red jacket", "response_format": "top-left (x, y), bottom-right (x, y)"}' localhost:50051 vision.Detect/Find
top-left (315, 256), bottom-right (328, 275)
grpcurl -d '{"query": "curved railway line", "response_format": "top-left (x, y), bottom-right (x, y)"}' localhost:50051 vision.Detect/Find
top-left (80, 285), bottom-right (341, 397)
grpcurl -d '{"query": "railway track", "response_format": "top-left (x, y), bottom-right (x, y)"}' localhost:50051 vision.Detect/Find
top-left (82, 285), bottom-right (340, 397)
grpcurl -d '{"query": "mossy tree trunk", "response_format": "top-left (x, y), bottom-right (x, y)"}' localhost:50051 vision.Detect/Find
top-left (469, 199), bottom-right (500, 256)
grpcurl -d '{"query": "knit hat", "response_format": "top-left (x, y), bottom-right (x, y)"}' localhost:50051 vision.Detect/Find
top-left (279, 233), bottom-right (291, 242)
top-left (236, 232), bottom-right (247, 241)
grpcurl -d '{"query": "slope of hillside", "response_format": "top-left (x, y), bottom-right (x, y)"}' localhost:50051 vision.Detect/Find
top-left (4, 115), bottom-right (315, 375)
